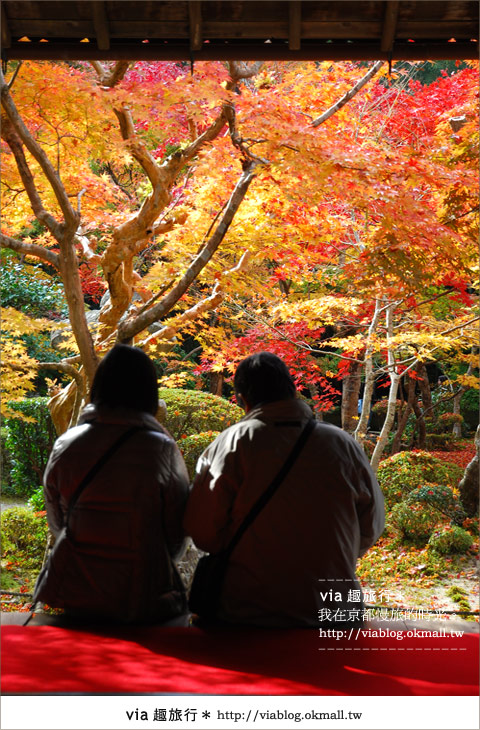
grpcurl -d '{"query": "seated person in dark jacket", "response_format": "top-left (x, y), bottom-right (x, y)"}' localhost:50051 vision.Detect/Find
top-left (185, 352), bottom-right (385, 627)
top-left (39, 345), bottom-right (190, 623)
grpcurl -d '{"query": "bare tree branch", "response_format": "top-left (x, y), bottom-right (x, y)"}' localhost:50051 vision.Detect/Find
top-left (138, 251), bottom-right (251, 347)
top-left (0, 233), bottom-right (60, 269)
top-left (7, 61), bottom-right (23, 90)
top-left (1, 113), bottom-right (64, 240)
top-left (117, 161), bottom-right (258, 342)
top-left (228, 61), bottom-right (264, 83)
top-left (90, 60), bottom-right (130, 88)
top-left (312, 61), bottom-right (384, 127)
top-left (1, 69), bottom-right (79, 235)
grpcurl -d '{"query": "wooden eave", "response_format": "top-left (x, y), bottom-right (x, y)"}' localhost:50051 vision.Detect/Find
top-left (1, 1), bottom-right (478, 62)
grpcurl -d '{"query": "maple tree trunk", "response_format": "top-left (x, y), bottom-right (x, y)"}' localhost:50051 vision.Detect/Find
top-left (403, 360), bottom-right (430, 450)
top-left (391, 371), bottom-right (416, 454)
top-left (411, 399), bottom-right (427, 449)
top-left (370, 303), bottom-right (400, 472)
top-left (341, 360), bottom-right (362, 432)
top-left (210, 373), bottom-right (224, 397)
top-left (58, 240), bottom-right (99, 389)
top-left (354, 298), bottom-right (382, 446)
top-left (416, 361), bottom-right (433, 414)
top-left (452, 390), bottom-right (464, 437)
top-left (371, 373), bottom-right (400, 472)
top-left (452, 359), bottom-right (473, 437)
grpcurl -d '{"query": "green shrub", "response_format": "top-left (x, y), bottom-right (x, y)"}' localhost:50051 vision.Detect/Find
top-left (436, 413), bottom-right (464, 431)
top-left (428, 525), bottom-right (474, 555)
top-left (1, 507), bottom-right (48, 569)
top-left (22, 331), bottom-right (68, 396)
top-left (158, 388), bottom-right (243, 441)
top-left (407, 484), bottom-right (466, 526)
top-left (460, 388), bottom-right (478, 413)
top-left (2, 398), bottom-right (57, 498)
top-left (424, 413), bottom-right (465, 450)
top-left (1, 427), bottom-right (14, 493)
top-left (389, 501), bottom-right (446, 545)
top-left (0, 251), bottom-right (67, 317)
top-left (377, 450), bottom-right (464, 510)
top-left (27, 486), bottom-right (46, 512)
top-left (179, 431), bottom-right (220, 480)
top-left (424, 432), bottom-right (457, 451)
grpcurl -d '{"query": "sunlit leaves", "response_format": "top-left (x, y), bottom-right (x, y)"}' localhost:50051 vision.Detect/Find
top-left (1, 308), bottom-right (52, 412)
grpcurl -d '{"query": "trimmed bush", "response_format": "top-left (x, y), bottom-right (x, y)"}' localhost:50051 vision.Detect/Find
top-left (424, 413), bottom-right (465, 450)
top-left (428, 525), bottom-right (474, 555)
top-left (158, 388), bottom-right (243, 441)
top-left (1, 507), bottom-right (48, 569)
top-left (389, 501), bottom-right (446, 545)
top-left (437, 412), bottom-right (464, 430)
top-left (424, 432), bottom-right (457, 451)
top-left (2, 398), bottom-right (57, 498)
top-left (406, 484), bottom-right (466, 526)
top-left (377, 450), bottom-right (464, 510)
top-left (179, 431), bottom-right (220, 480)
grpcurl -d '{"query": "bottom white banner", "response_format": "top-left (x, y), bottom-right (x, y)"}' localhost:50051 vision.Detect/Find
top-left (1, 695), bottom-right (478, 730)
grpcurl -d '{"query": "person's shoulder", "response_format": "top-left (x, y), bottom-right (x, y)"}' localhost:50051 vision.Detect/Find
top-left (135, 420), bottom-right (178, 451)
top-left (45, 423), bottom-right (91, 471)
top-left (313, 421), bottom-right (365, 453)
top-left (203, 416), bottom-right (255, 456)
top-left (314, 421), bottom-right (350, 439)
top-left (52, 423), bottom-right (91, 451)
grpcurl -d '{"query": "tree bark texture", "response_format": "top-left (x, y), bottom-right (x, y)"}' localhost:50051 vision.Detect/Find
top-left (459, 425), bottom-right (479, 516)
top-left (341, 360), bottom-right (362, 432)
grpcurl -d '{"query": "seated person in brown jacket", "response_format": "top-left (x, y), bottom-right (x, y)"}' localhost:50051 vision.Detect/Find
top-left (38, 345), bottom-right (190, 623)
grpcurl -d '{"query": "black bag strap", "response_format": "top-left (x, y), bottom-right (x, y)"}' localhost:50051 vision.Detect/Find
top-left (66, 425), bottom-right (145, 532)
top-left (224, 417), bottom-right (316, 558)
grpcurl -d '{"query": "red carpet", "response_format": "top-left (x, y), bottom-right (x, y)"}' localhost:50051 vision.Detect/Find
top-left (2, 624), bottom-right (478, 695)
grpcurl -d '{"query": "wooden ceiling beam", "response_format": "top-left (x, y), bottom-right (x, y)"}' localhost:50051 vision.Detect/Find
top-left (381, 1), bottom-right (400, 53)
top-left (189, 1), bottom-right (203, 52)
top-left (92, 1), bottom-right (110, 51)
top-left (288, 1), bottom-right (301, 51)
top-left (4, 41), bottom-right (477, 62)
top-left (1, 4), bottom-right (12, 49)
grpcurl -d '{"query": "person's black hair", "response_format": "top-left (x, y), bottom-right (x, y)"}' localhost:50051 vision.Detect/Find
top-left (90, 344), bottom-right (159, 415)
top-left (234, 351), bottom-right (296, 408)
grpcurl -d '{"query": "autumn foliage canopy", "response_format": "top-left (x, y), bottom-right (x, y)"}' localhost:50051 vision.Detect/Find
top-left (1, 58), bottom-right (478, 464)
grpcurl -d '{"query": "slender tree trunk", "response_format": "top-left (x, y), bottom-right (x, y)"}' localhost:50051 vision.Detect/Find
top-left (354, 298), bottom-right (382, 446)
top-left (405, 360), bottom-right (431, 449)
top-left (411, 398), bottom-right (427, 449)
top-left (370, 302), bottom-right (400, 473)
top-left (416, 360), bottom-right (432, 413)
top-left (391, 370), bottom-right (416, 454)
top-left (210, 373), bottom-right (224, 396)
top-left (452, 390), bottom-right (464, 437)
top-left (58, 237), bottom-right (99, 389)
top-left (342, 360), bottom-right (362, 432)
